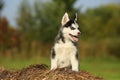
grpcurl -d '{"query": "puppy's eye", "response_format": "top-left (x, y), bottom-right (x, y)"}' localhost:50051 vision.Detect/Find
top-left (78, 27), bottom-right (80, 30)
top-left (70, 27), bottom-right (75, 30)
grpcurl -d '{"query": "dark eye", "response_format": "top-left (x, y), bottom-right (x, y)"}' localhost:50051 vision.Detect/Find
top-left (70, 27), bottom-right (75, 30)
top-left (78, 27), bottom-right (80, 30)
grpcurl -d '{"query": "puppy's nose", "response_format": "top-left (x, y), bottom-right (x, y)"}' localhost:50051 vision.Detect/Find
top-left (78, 32), bottom-right (81, 36)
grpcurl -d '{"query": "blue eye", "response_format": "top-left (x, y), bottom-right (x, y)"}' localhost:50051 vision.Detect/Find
top-left (70, 27), bottom-right (75, 30)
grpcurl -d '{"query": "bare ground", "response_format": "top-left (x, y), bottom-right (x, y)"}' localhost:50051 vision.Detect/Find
top-left (0, 64), bottom-right (103, 80)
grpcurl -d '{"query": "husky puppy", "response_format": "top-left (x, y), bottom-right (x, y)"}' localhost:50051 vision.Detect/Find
top-left (51, 12), bottom-right (81, 71)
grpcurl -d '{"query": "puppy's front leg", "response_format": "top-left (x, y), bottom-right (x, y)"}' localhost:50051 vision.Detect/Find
top-left (51, 58), bottom-right (57, 70)
top-left (70, 52), bottom-right (79, 71)
top-left (51, 48), bottom-right (57, 70)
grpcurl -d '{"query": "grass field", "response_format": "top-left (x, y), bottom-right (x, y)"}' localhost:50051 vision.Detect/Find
top-left (0, 56), bottom-right (120, 80)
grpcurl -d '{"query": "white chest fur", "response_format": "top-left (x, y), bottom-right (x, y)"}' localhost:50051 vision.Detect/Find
top-left (54, 41), bottom-right (77, 68)
top-left (55, 42), bottom-right (77, 55)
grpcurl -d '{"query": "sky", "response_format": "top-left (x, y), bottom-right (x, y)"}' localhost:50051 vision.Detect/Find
top-left (1, 0), bottom-right (120, 27)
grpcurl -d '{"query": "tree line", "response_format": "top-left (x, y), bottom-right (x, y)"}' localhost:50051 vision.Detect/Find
top-left (0, 0), bottom-right (120, 58)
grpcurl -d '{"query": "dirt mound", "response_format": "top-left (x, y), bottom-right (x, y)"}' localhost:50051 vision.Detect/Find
top-left (0, 64), bottom-right (103, 80)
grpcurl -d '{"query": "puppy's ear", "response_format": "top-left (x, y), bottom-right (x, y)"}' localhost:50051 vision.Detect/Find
top-left (61, 12), bottom-right (70, 26)
top-left (74, 13), bottom-right (77, 21)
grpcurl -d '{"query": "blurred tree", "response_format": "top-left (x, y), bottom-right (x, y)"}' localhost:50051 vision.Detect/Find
top-left (0, 0), bottom-right (4, 17)
top-left (0, 17), bottom-right (9, 53)
top-left (16, 0), bottom-right (120, 58)
top-left (80, 4), bottom-right (120, 58)
top-left (35, 0), bottom-right (79, 43)
top-left (16, 0), bottom-right (80, 56)
top-left (0, 17), bottom-right (21, 56)
top-left (53, 0), bottom-right (78, 16)
top-left (82, 4), bottom-right (120, 40)
top-left (17, 0), bottom-right (79, 43)
top-left (17, 0), bottom-right (36, 53)
top-left (0, 0), bottom-right (21, 56)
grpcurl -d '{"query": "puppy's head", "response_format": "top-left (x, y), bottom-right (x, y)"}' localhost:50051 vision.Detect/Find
top-left (61, 12), bottom-right (81, 42)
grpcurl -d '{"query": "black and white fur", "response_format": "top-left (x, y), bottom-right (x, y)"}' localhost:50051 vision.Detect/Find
top-left (51, 12), bottom-right (81, 71)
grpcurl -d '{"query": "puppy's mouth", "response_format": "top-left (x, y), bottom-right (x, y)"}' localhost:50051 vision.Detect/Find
top-left (69, 34), bottom-right (79, 42)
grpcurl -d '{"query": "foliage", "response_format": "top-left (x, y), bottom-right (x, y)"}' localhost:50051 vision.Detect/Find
top-left (81, 4), bottom-right (120, 39)
top-left (1, 0), bottom-right (120, 58)
top-left (17, 0), bottom-right (78, 43)
top-left (79, 4), bottom-right (120, 57)
top-left (107, 38), bottom-right (120, 58)
top-left (0, 0), bottom-right (4, 11)
top-left (17, 0), bottom-right (35, 41)
top-left (0, 17), bottom-right (21, 55)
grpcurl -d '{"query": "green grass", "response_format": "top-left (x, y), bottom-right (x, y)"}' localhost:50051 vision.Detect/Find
top-left (0, 56), bottom-right (50, 70)
top-left (0, 56), bottom-right (120, 80)
top-left (80, 57), bottom-right (120, 80)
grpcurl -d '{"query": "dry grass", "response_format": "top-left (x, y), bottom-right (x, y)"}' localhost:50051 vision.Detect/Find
top-left (0, 64), bottom-right (103, 80)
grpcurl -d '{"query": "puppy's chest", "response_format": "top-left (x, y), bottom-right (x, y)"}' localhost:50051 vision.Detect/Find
top-left (54, 42), bottom-right (77, 55)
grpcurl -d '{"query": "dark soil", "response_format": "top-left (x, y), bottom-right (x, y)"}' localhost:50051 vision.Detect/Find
top-left (0, 64), bottom-right (103, 80)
